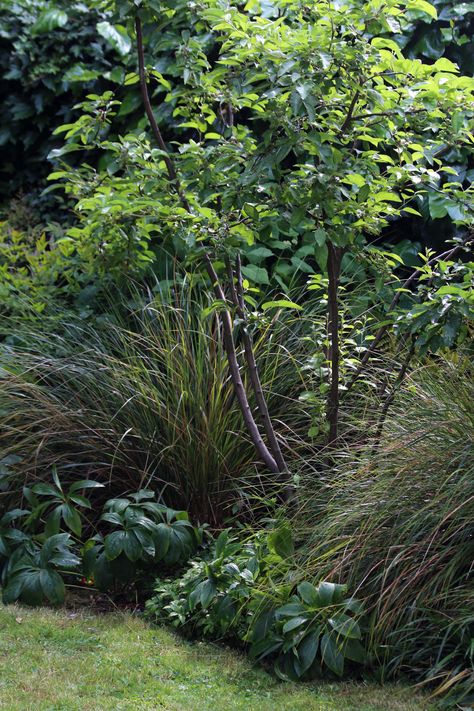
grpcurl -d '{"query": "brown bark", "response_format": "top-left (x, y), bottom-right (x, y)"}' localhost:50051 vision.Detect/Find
top-left (226, 256), bottom-right (289, 479)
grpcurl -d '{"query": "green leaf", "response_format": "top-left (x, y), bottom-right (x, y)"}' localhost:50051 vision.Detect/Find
top-left (32, 483), bottom-right (59, 497)
top-left (40, 569), bottom-right (65, 605)
top-left (32, 9), bottom-right (68, 34)
top-left (68, 494), bottom-right (92, 509)
top-left (374, 191), bottom-right (401, 203)
top-left (262, 300), bottom-right (302, 311)
top-left (215, 529), bottom-right (230, 558)
top-left (153, 523), bottom-right (171, 559)
top-left (45, 507), bottom-right (62, 538)
top-left (247, 247), bottom-right (274, 262)
top-left (250, 636), bottom-right (283, 661)
top-left (282, 616), bottom-right (308, 634)
top-left (316, 581), bottom-right (344, 606)
top-left (329, 614), bottom-right (362, 639)
top-left (343, 174), bottom-right (366, 188)
top-left (343, 638), bottom-right (366, 664)
top-left (104, 531), bottom-right (126, 560)
top-left (408, 0), bottom-right (438, 20)
top-left (276, 602), bottom-right (306, 618)
top-left (314, 242), bottom-right (328, 272)
top-left (403, 207), bottom-right (422, 216)
top-left (14, 571), bottom-right (44, 606)
top-left (428, 192), bottom-right (449, 219)
top-left (314, 228), bottom-right (327, 247)
top-left (2, 574), bottom-right (25, 604)
top-left (241, 265), bottom-right (269, 285)
top-left (123, 531), bottom-right (143, 562)
top-left (268, 523), bottom-right (294, 559)
top-left (320, 633), bottom-right (344, 676)
top-left (298, 629), bottom-right (320, 673)
top-left (96, 22), bottom-right (131, 57)
top-left (63, 505), bottom-right (82, 537)
top-left (433, 58), bottom-right (459, 74)
top-left (297, 581), bottom-right (319, 606)
top-left (133, 528), bottom-right (155, 557)
top-left (64, 65), bottom-right (101, 83)
top-left (200, 579), bottom-right (217, 608)
top-left (69, 479), bottom-right (104, 493)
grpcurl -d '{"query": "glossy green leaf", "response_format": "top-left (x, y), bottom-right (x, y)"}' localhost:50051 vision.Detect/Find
top-left (320, 633), bottom-right (344, 676)
top-left (96, 22), bottom-right (131, 57)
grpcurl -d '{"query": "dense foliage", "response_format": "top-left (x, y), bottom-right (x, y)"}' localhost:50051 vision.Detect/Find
top-left (147, 526), bottom-right (367, 681)
top-left (296, 356), bottom-right (474, 706)
top-left (0, 473), bottom-right (202, 604)
top-left (0, 0), bottom-right (134, 202)
top-left (0, 0), bottom-right (473, 707)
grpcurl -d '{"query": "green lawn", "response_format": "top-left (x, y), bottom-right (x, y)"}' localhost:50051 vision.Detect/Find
top-left (0, 605), bottom-right (433, 711)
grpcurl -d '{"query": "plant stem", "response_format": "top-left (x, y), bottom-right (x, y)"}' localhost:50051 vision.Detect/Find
top-left (326, 242), bottom-right (343, 444)
top-left (204, 256), bottom-right (279, 473)
top-left (135, 17), bottom-right (190, 211)
top-left (372, 338), bottom-right (416, 449)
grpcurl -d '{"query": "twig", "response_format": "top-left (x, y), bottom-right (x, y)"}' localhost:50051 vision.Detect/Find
top-left (371, 338), bottom-right (416, 450)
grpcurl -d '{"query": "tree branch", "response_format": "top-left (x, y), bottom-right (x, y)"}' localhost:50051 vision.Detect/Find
top-left (136, 15), bottom-right (292, 487)
top-left (204, 255), bottom-right (279, 473)
top-left (345, 242), bottom-right (465, 393)
top-left (371, 338), bottom-right (416, 449)
top-left (339, 89), bottom-right (361, 133)
top-left (135, 17), bottom-right (190, 211)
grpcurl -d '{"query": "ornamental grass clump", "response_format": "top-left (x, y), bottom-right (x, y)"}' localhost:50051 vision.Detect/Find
top-left (0, 286), bottom-right (309, 523)
top-left (296, 354), bottom-right (474, 706)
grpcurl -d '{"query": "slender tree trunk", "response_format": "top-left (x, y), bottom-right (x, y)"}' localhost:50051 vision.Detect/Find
top-left (326, 243), bottom-right (343, 445)
top-left (204, 255), bottom-right (279, 473)
top-left (226, 256), bottom-right (289, 477)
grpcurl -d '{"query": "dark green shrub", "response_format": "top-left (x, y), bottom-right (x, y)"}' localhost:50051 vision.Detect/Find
top-left (0, 470), bottom-right (202, 603)
top-left (0, 0), bottom-right (133, 202)
top-left (146, 526), bottom-right (367, 681)
top-left (2, 532), bottom-right (80, 606)
top-left (83, 489), bottom-right (203, 592)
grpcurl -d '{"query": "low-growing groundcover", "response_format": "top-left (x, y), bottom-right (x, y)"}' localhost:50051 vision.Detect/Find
top-left (0, 605), bottom-right (433, 711)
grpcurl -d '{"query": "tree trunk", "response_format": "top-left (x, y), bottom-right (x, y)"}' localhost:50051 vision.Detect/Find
top-left (326, 242), bottom-right (343, 445)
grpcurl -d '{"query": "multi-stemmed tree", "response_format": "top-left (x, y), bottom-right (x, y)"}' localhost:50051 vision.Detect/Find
top-left (52, 0), bottom-right (474, 490)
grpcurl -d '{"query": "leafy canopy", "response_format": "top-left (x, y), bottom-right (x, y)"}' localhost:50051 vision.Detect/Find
top-left (51, 0), bottom-right (474, 287)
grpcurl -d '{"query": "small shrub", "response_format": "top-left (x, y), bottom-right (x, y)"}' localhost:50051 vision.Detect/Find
top-left (146, 525), bottom-right (366, 681)
top-left (83, 489), bottom-right (203, 592)
top-left (2, 532), bottom-right (80, 606)
top-left (0, 472), bottom-right (202, 604)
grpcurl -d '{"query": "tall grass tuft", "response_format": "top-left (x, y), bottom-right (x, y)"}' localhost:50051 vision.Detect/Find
top-left (296, 354), bottom-right (474, 706)
top-left (0, 285), bottom-right (310, 523)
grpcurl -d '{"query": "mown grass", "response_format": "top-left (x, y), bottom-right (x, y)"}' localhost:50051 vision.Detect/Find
top-left (0, 605), bottom-right (433, 711)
